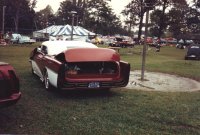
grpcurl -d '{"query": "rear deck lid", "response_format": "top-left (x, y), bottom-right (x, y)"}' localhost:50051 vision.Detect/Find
top-left (63, 48), bottom-right (120, 62)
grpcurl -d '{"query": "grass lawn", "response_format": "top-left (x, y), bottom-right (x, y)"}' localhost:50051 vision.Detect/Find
top-left (0, 44), bottom-right (200, 134)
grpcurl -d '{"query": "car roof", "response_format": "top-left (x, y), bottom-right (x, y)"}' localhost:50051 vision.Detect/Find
top-left (191, 44), bottom-right (200, 46)
top-left (0, 62), bottom-right (9, 66)
top-left (42, 41), bottom-right (98, 55)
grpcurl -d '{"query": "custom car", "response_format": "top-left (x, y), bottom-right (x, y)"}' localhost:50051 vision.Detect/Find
top-left (185, 44), bottom-right (200, 60)
top-left (0, 62), bottom-right (21, 108)
top-left (29, 41), bottom-right (130, 90)
top-left (109, 37), bottom-right (134, 48)
top-left (11, 34), bottom-right (36, 44)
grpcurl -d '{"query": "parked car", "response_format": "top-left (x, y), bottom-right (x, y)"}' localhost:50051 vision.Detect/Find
top-left (29, 41), bottom-right (130, 91)
top-left (103, 38), bottom-right (115, 46)
top-left (185, 44), bottom-right (200, 60)
top-left (91, 36), bottom-right (103, 44)
top-left (176, 39), bottom-right (193, 49)
top-left (11, 34), bottom-right (36, 44)
top-left (0, 39), bottom-right (7, 45)
top-left (0, 62), bottom-right (21, 108)
top-left (109, 37), bottom-right (134, 48)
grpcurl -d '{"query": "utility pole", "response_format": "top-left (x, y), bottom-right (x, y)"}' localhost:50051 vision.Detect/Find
top-left (70, 11), bottom-right (77, 40)
top-left (2, 6), bottom-right (6, 34)
top-left (141, 9), bottom-right (150, 81)
top-left (141, 1), bottom-right (155, 80)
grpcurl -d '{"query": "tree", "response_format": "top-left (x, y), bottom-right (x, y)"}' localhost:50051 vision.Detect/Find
top-left (0, 0), bottom-right (36, 34)
top-left (149, 10), bottom-right (167, 37)
top-left (182, 0), bottom-right (200, 33)
top-left (86, 0), bottom-right (122, 35)
top-left (35, 5), bottom-right (55, 29)
top-left (122, 0), bottom-right (157, 41)
top-left (57, 0), bottom-right (85, 25)
top-left (167, 2), bottom-right (189, 38)
top-left (156, 0), bottom-right (187, 38)
top-left (56, 0), bottom-right (123, 35)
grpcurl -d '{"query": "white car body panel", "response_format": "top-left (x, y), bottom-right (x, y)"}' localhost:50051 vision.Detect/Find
top-left (31, 60), bottom-right (43, 79)
top-left (42, 41), bottom-right (98, 56)
top-left (46, 67), bottom-right (58, 88)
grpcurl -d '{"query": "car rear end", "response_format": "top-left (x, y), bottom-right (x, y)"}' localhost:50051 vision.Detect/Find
top-left (185, 44), bottom-right (200, 60)
top-left (57, 48), bottom-right (130, 90)
top-left (0, 62), bottom-right (21, 108)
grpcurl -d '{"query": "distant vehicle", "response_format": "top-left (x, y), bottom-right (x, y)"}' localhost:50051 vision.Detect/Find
top-left (167, 38), bottom-right (177, 44)
top-left (146, 37), bottom-right (153, 45)
top-left (0, 39), bottom-right (7, 46)
top-left (176, 39), bottom-right (193, 49)
top-left (11, 34), bottom-right (36, 44)
top-left (185, 44), bottom-right (200, 60)
top-left (29, 41), bottom-right (130, 91)
top-left (90, 36), bottom-right (104, 44)
top-left (103, 38), bottom-right (115, 46)
top-left (109, 37), bottom-right (134, 48)
top-left (0, 62), bottom-right (21, 108)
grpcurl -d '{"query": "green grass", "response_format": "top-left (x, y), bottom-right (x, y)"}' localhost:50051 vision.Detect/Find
top-left (0, 44), bottom-right (200, 134)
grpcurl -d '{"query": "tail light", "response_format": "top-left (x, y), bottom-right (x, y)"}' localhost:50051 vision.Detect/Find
top-left (66, 70), bottom-right (78, 75)
top-left (0, 71), bottom-right (11, 98)
top-left (8, 70), bottom-right (20, 93)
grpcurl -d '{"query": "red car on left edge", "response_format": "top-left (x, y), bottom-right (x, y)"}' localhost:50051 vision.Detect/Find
top-left (0, 62), bottom-right (21, 108)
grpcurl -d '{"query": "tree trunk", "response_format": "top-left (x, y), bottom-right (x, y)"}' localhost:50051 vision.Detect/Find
top-left (138, 12), bottom-right (144, 41)
top-left (82, 0), bottom-right (87, 25)
top-left (78, 0), bottom-right (82, 7)
top-left (158, 0), bottom-right (167, 39)
top-left (15, 3), bottom-right (20, 33)
top-left (73, 0), bottom-right (76, 5)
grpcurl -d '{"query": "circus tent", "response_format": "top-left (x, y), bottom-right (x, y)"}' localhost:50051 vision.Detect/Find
top-left (33, 25), bottom-right (95, 40)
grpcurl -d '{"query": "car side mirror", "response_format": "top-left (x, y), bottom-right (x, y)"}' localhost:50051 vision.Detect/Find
top-left (37, 47), bottom-right (41, 52)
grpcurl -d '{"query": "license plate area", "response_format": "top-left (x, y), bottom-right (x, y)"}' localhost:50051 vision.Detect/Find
top-left (88, 82), bottom-right (100, 88)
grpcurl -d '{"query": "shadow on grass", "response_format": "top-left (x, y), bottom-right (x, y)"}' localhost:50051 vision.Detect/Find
top-left (48, 88), bottom-right (120, 100)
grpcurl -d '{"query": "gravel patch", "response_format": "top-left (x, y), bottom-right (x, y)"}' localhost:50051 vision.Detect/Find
top-left (126, 70), bottom-right (200, 92)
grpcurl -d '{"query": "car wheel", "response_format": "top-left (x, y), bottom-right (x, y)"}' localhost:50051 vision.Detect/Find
top-left (31, 67), bottom-right (34, 75)
top-left (30, 62), bottom-right (35, 75)
top-left (44, 70), bottom-right (53, 91)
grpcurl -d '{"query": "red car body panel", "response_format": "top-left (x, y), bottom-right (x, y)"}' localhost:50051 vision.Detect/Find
top-left (64, 48), bottom-right (120, 62)
top-left (0, 62), bottom-right (21, 108)
top-left (30, 41), bottom-right (130, 90)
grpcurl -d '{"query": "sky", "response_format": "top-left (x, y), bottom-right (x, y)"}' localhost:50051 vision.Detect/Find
top-left (34, 0), bottom-right (130, 20)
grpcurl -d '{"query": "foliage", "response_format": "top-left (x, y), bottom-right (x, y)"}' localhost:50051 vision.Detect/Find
top-left (85, 0), bottom-right (124, 35)
top-left (54, 0), bottom-right (125, 35)
top-left (122, 0), bottom-right (157, 41)
top-left (149, 0), bottom-right (188, 38)
top-left (185, 8), bottom-right (200, 33)
top-left (57, 0), bottom-right (84, 25)
top-left (0, 0), bottom-right (36, 34)
top-left (34, 5), bottom-right (55, 30)
top-left (149, 9), bottom-right (168, 37)
top-left (167, 8), bottom-right (187, 38)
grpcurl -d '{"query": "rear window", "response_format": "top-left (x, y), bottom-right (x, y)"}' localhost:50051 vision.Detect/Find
top-left (191, 46), bottom-right (200, 49)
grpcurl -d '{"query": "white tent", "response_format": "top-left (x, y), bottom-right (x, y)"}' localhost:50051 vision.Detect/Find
top-left (33, 25), bottom-right (63, 39)
top-left (50, 25), bottom-right (95, 36)
top-left (35, 25), bottom-right (63, 34)
top-left (33, 25), bottom-right (95, 39)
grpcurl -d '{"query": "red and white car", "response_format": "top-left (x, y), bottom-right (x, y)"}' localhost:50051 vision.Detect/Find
top-left (0, 62), bottom-right (21, 108)
top-left (29, 41), bottom-right (130, 90)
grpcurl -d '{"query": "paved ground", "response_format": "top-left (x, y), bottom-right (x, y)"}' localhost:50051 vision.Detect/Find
top-left (126, 71), bottom-right (200, 92)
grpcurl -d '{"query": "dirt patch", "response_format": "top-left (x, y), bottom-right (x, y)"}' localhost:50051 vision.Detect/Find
top-left (126, 70), bottom-right (200, 92)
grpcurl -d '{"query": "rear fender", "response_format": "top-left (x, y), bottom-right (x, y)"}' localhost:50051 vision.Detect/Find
top-left (119, 61), bottom-right (130, 86)
top-left (29, 48), bottom-right (37, 60)
top-left (57, 64), bottom-right (65, 89)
